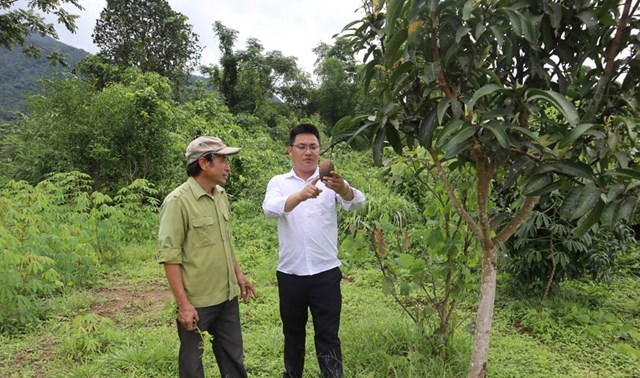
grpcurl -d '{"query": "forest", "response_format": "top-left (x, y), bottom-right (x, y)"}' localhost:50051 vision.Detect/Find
top-left (1, 0), bottom-right (639, 377)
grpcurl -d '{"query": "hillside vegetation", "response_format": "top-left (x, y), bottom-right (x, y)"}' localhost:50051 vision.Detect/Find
top-left (0, 106), bottom-right (638, 376)
top-left (1, 0), bottom-right (638, 376)
top-left (0, 34), bottom-right (88, 121)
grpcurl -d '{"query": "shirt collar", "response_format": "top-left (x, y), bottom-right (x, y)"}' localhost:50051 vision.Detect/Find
top-left (285, 167), bottom-right (320, 183)
top-left (187, 176), bottom-right (224, 199)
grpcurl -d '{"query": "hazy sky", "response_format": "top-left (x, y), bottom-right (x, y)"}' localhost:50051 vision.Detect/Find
top-left (17, 0), bottom-right (365, 76)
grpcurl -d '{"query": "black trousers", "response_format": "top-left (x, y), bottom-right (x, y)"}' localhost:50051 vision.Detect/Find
top-left (277, 267), bottom-right (343, 378)
top-left (177, 297), bottom-right (247, 378)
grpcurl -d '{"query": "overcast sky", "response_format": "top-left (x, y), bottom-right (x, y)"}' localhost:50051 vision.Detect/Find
top-left (18, 0), bottom-right (365, 76)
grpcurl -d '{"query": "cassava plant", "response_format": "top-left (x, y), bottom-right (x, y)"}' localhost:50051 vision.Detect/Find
top-left (339, 0), bottom-right (640, 376)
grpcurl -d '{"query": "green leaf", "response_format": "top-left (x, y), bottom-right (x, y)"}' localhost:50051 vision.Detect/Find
top-left (526, 88), bottom-right (580, 127)
top-left (385, 0), bottom-right (405, 36)
top-left (362, 60), bottom-right (378, 92)
top-left (617, 195), bottom-right (638, 222)
top-left (385, 28), bottom-right (409, 63)
top-left (451, 98), bottom-right (463, 119)
top-left (437, 97), bottom-right (450, 124)
top-left (436, 120), bottom-right (464, 148)
top-left (467, 84), bottom-right (504, 113)
top-left (603, 168), bottom-right (640, 180)
top-left (555, 161), bottom-right (593, 179)
top-left (483, 122), bottom-right (509, 149)
top-left (398, 253), bottom-right (415, 268)
top-left (373, 127), bottom-right (386, 166)
top-left (462, 0), bottom-right (474, 20)
top-left (386, 124), bottom-right (403, 155)
top-left (558, 123), bottom-right (600, 148)
top-left (382, 276), bottom-right (396, 295)
top-left (455, 26), bottom-right (472, 43)
top-left (600, 199), bottom-right (619, 228)
top-left (489, 26), bottom-right (504, 48)
top-left (441, 125), bottom-right (475, 153)
top-left (559, 184), bottom-right (601, 221)
top-left (523, 174), bottom-right (551, 196)
top-left (573, 199), bottom-right (605, 238)
top-left (418, 109), bottom-right (437, 148)
top-left (422, 61), bottom-right (441, 84)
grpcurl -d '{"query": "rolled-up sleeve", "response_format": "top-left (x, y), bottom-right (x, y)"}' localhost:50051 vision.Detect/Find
top-left (262, 177), bottom-right (288, 219)
top-left (157, 197), bottom-right (185, 264)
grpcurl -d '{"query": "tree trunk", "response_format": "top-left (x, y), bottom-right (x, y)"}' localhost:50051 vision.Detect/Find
top-left (468, 245), bottom-right (498, 378)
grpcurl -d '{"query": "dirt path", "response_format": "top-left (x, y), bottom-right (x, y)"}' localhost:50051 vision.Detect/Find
top-left (89, 282), bottom-right (173, 324)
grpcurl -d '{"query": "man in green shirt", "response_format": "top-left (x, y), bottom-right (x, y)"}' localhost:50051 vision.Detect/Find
top-left (158, 136), bottom-right (256, 378)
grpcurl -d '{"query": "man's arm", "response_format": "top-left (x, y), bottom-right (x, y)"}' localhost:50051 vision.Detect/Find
top-left (164, 263), bottom-right (199, 331)
top-left (233, 259), bottom-right (257, 302)
top-left (284, 177), bottom-right (322, 212)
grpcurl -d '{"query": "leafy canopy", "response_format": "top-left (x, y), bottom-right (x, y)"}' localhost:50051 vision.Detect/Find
top-left (92, 0), bottom-right (202, 91)
top-left (0, 0), bottom-right (82, 64)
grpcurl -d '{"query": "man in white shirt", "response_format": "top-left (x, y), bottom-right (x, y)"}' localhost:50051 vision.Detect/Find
top-left (262, 123), bottom-right (366, 378)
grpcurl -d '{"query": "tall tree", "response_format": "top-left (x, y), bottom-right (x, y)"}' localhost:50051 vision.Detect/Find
top-left (92, 0), bottom-right (201, 93)
top-left (341, 0), bottom-right (639, 376)
top-left (0, 0), bottom-right (82, 64)
top-left (208, 22), bottom-right (311, 115)
top-left (211, 20), bottom-right (240, 109)
top-left (6, 69), bottom-right (178, 193)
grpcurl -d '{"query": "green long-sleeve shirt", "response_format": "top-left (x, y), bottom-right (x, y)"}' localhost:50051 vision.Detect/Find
top-left (158, 177), bottom-right (240, 307)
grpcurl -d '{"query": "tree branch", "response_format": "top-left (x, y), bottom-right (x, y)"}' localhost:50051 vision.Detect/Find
top-left (493, 195), bottom-right (539, 245)
top-left (592, 0), bottom-right (635, 113)
top-left (428, 148), bottom-right (482, 240)
top-left (473, 142), bottom-right (496, 250)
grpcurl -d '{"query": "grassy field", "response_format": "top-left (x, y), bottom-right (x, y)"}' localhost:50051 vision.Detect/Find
top-left (1, 237), bottom-right (638, 378)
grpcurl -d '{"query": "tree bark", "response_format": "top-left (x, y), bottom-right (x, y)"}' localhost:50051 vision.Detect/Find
top-left (468, 244), bottom-right (498, 378)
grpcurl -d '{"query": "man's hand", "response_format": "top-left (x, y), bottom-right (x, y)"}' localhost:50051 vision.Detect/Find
top-left (178, 302), bottom-right (199, 331)
top-left (299, 176), bottom-right (322, 201)
top-left (237, 272), bottom-right (257, 302)
top-left (322, 171), bottom-right (350, 198)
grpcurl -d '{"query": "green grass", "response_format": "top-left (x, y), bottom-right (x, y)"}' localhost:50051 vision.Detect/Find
top-left (1, 240), bottom-right (638, 377)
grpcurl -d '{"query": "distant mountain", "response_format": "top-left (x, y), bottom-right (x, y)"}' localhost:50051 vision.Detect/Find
top-left (0, 34), bottom-right (88, 122)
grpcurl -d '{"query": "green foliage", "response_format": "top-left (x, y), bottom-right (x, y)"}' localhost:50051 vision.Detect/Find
top-left (3, 69), bottom-right (177, 193)
top-left (60, 314), bottom-right (118, 360)
top-left (207, 23), bottom-right (311, 116)
top-left (340, 1), bottom-right (639, 372)
top-left (308, 56), bottom-right (359, 127)
top-left (507, 200), bottom-right (638, 293)
top-left (93, 0), bottom-right (201, 96)
top-left (111, 179), bottom-right (160, 245)
top-left (494, 277), bottom-right (640, 376)
top-left (0, 34), bottom-right (87, 121)
top-left (340, 0), bottom-right (640, 221)
top-left (0, 131), bottom-right (638, 376)
top-left (343, 147), bottom-right (479, 345)
top-left (0, 172), bottom-right (160, 332)
top-left (0, 0), bottom-right (81, 64)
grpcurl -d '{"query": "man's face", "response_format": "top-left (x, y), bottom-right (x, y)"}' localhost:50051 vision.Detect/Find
top-left (201, 154), bottom-right (231, 186)
top-left (288, 133), bottom-right (320, 177)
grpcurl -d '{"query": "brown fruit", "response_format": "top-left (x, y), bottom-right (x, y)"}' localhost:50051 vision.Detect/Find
top-left (319, 159), bottom-right (334, 180)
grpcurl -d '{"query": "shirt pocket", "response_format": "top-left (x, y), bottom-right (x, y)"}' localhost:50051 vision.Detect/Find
top-left (191, 216), bottom-right (216, 247)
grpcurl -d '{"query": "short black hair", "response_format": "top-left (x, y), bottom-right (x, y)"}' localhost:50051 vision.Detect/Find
top-left (186, 152), bottom-right (213, 177)
top-left (289, 123), bottom-right (320, 146)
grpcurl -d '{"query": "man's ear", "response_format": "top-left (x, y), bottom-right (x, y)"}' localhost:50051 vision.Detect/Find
top-left (197, 156), bottom-right (209, 170)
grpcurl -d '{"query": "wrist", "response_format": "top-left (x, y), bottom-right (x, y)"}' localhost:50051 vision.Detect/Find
top-left (340, 185), bottom-right (351, 197)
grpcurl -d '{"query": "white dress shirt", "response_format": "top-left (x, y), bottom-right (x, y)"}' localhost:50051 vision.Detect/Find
top-left (262, 167), bottom-right (366, 276)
